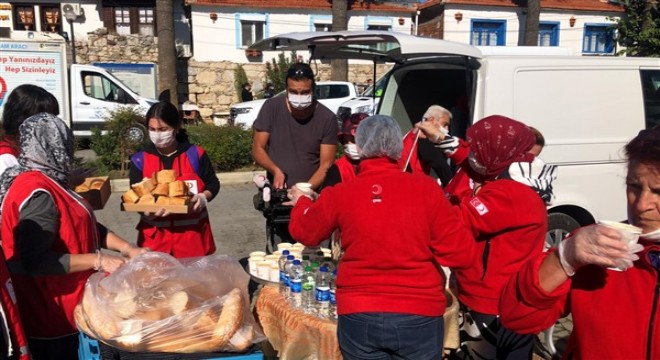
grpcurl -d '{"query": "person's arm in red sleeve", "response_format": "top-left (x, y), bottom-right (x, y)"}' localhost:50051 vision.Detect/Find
top-left (452, 182), bottom-right (518, 238)
top-left (427, 184), bottom-right (476, 270)
top-left (288, 187), bottom-right (338, 246)
top-left (499, 250), bottom-right (571, 334)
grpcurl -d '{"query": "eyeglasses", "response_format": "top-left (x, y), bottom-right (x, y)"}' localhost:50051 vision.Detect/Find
top-left (287, 67), bottom-right (315, 80)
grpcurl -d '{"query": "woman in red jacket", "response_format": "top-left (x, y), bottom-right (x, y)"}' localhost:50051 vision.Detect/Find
top-left (418, 115), bottom-right (557, 359)
top-left (129, 101), bottom-right (220, 258)
top-left (0, 113), bottom-right (145, 360)
top-left (288, 115), bottom-right (476, 360)
top-left (500, 126), bottom-right (660, 359)
top-left (322, 112), bottom-right (369, 188)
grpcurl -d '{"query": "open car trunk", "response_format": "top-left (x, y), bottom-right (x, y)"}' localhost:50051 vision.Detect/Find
top-left (250, 31), bottom-right (481, 139)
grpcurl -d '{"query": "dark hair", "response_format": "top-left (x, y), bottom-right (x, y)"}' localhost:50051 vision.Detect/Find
top-left (1, 84), bottom-right (60, 136)
top-left (286, 63), bottom-right (315, 82)
top-left (625, 126), bottom-right (660, 166)
top-left (529, 126), bottom-right (545, 147)
top-left (145, 101), bottom-right (189, 143)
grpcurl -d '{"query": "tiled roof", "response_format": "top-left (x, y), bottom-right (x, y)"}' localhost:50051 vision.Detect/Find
top-left (419, 0), bottom-right (624, 12)
top-left (188, 0), bottom-right (417, 13)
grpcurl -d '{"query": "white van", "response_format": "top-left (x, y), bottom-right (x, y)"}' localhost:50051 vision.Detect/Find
top-left (251, 31), bottom-right (660, 246)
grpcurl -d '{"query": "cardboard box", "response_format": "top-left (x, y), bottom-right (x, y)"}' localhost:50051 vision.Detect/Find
top-left (75, 176), bottom-right (111, 210)
top-left (121, 202), bottom-right (191, 214)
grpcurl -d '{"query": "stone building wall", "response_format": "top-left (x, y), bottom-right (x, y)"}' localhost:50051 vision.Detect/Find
top-left (76, 31), bottom-right (390, 122)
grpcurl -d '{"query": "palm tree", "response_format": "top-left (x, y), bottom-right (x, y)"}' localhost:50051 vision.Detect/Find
top-left (156, 0), bottom-right (178, 105)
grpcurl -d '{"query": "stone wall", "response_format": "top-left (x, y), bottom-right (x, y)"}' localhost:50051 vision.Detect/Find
top-left (76, 31), bottom-right (390, 122)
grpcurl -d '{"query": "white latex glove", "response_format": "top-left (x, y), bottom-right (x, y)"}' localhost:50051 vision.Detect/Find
top-left (191, 193), bottom-right (208, 212)
top-left (285, 186), bottom-right (314, 206)
top-left (95, 252), bottom-right (126, 274)
top-left (557, 225), bottom-right (639, 276)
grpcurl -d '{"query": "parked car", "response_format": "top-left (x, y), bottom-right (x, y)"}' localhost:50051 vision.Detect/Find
top-left (250, 30), bottom-right (660, 248)
top-left (337, 73), bottom-right (387, 120)
top-left (230, 81), bottom-right (358, 128)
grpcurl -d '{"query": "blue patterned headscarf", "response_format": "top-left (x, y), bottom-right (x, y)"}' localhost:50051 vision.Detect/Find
top-left (0, 113), bottom-right (74, 213)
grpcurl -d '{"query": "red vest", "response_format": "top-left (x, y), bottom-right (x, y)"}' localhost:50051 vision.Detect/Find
top-left (399, 130), bottom-right (430, 175)
top-left (0, 138), bottom-right (18, 157)
top-left (1, 171), bottom-right (97, 338)
top-left (335, 156), bottom-right (358, 183)
top-left (136, 148), bottom-right (215, 258)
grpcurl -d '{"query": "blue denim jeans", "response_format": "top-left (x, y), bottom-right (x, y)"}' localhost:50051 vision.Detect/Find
top-left (337, 312), bottom-right (444, 360)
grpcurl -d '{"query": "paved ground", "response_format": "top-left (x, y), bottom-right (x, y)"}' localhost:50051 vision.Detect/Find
top-left (95, 182), bottom-right (267, 260)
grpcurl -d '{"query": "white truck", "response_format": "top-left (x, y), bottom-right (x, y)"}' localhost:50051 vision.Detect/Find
top-left (230, 81), bottom-right (358, 128)
top-left (0, 32), bottom-right (157, 138)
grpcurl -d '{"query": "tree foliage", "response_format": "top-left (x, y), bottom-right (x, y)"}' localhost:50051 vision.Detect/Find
top-left (265, 51), bottom-right (298, 93)
top-left (234, 64), bottom-right (249, 102)
top-left (613, 0), bottom-right (660, 57)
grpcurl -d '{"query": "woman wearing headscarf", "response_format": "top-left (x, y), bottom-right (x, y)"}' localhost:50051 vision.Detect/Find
top-left (0, 84), bottom-right (60, 176)
top-left (0, 113), bottom-right (146, 360)
top-left (418, 115), bottom-right (558, 359)
top-left (288, 115), bottom-right (477, 360)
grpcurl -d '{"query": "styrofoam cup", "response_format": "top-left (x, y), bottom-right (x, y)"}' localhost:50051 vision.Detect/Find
top-left (248, 255), bottom-right (264, 275)
top-left (277, 243), bottom-right (292, 252)
top-left (256, 260), bottom-right (271, 279)
top-left (598, 220), bottom-right (642, 271)
top-left (295, 182), bottom-right (313, 195)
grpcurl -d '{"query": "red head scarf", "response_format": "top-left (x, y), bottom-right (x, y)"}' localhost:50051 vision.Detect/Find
top-left (466, 115), bottom-right (535, 179)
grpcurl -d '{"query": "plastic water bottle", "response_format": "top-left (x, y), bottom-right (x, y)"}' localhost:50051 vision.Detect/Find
top-left (301, 255), bottom-right (311, 269)
top-left (283, 255), bottom-right (295, 299)
top-left (301, 265), bottom-right (316, 314)
top-left (315, 266), bottom-right (331, 318)
top-left (278, 250), bottom-right (291, 294)
top-left (289, 260), bottom-right (304, 308)
top-left (315, 250), bottom-right (325, 264)
top-left (329, 269), bottom-right (337, 321)
top-left (321, 256), bottom-right (336, 273)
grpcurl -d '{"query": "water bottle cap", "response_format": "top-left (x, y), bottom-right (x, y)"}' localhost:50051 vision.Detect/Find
top-left (282, 250), bottom-right (290, 255)
top-left (287, 255), bottom-right (295, 260)
top-left (312, 261), bottom-right (320, 267)
top-left (304, 266), bottom-right (312, 272)
top-left (320, 266), bottom-right (328, 272)
top-left (302, 255), bottom-right (310, 260)
top-left (323, 256), bottom-right (332, 261)
top-left (333, 269), bottom-right (337, 275)
top-left (293, 260), bottom-right (301, 265)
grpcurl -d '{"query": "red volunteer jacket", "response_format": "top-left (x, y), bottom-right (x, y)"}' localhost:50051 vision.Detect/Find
top-left (334, 156), bottom-right (358, 183)
top-left (446, 138), bottom-right (547, 315)
top-left (289, 157), bottom-right (476, 317)
top-left (398, 130), bottom-right (429, 174)
top-left (135, 147), bottom-right (215, 258)
top-left (1, 171), bottom-right (97, 338)
top-left (500, 245), bottom-right (660, 360)
top-left (0, 139), bottom-right (18, 157)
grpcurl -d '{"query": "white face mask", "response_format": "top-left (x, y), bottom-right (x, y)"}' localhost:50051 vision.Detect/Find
top-left (641, 228), bottom-right (660, 242)
top-left (149, 130), bottom-right (176, 149)
top-left (288, 92), bottom-right (313, 110)
top-left (344, 143), bottom-right (360, 161)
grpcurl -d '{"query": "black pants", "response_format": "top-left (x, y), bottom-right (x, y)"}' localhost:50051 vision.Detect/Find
top-left (28, 334), bottom-right (79, 360)
top-left (455, 309), bottom-right (533, 360)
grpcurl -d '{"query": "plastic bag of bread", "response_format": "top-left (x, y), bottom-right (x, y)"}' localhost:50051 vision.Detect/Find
top-left (75, 252), bottom-right (265, 353)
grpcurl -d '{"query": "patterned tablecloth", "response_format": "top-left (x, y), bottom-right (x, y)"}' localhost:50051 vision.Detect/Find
top-left (255, 284), bottom-right (460, 360)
